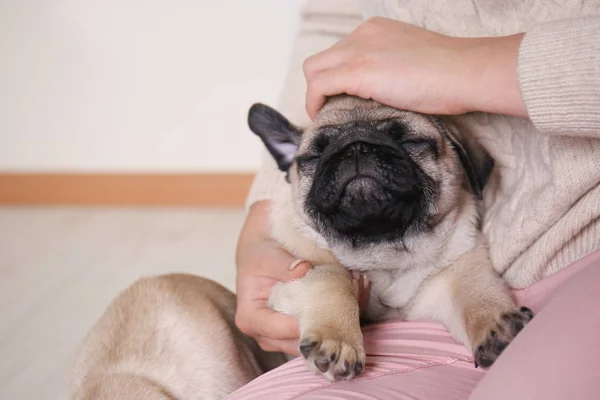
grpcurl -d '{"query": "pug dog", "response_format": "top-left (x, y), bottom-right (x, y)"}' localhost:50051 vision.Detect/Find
top-left (70, 95), bottom-right (533, 400)
top-left (247, 94), bottom-right (534, 380)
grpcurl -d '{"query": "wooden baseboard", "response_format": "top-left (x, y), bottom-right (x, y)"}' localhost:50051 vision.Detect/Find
top-left (0, 173), bottom-right (255, 206)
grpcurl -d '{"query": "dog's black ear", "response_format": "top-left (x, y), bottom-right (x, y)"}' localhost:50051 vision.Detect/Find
top-left (437, 119), bottom-right (494, 200)
top-left (248, 103), bottom-right (302, 172)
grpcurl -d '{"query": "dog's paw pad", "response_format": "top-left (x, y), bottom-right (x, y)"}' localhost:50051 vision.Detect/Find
top-left (474, 307), bottom-right (534, 368)
top-left (299, 332), bottom-right (365, 381)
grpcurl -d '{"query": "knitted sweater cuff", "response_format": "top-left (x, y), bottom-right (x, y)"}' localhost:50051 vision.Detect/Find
top-left (518, 16), bottom-right (600, 137)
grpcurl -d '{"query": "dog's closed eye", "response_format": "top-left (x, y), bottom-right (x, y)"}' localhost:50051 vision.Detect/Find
top-left (402, 138), bottom-right (434, 149)
top-left (401, 138), bottom-right (438, 157)
top-left (296, 154), bottom-right (320, 168)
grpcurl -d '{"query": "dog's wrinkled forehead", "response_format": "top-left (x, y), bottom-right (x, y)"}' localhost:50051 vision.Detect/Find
top-left (298, 96), bottom-right (441, 150)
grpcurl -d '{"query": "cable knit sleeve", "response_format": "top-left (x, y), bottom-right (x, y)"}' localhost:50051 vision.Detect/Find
top-left (518, 16), bottom-right (600, 137)
top-left (245, 0), bottom-right (364, 210)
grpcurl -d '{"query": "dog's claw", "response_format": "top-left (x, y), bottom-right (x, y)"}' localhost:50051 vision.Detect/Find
top-left (355, 361), bottom-right (364, 375)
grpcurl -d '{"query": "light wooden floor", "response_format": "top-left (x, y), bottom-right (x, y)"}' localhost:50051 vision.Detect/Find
top-left (0, 207), bottom-right (244, 400)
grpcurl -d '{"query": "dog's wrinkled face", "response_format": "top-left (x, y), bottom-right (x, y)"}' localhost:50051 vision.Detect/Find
top-left (248, 95), bottom-right (492, 250)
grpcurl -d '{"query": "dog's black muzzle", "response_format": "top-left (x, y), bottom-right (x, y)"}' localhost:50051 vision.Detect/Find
top-left (307, 129), bottom-right (425, 241)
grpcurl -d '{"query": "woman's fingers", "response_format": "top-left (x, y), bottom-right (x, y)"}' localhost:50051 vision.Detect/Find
top-left (351, 272), bottom-right (371, 312)
top-left (358, 274), bottom-right (371, 312)
top-left (303, 45), bottom-right (350, 81)
top-left (236, 306), bottom-right (300, 340)
top-left (284, 259), bottom-right (313, 280)
top-left (256, 337), bottom-right (300, 356)
top-left (253, 244), bottom-right (313, 282)
top-left (305, 64), bottom-right (362, 119)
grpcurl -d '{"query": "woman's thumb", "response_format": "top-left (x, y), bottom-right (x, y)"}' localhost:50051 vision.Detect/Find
top-left (284, 259), bottom-right (313, 281)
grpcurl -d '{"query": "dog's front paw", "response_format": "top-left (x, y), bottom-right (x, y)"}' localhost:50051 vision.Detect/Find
top-left (299, 330), bottom-right (365, 381)
top-left (474, 306), bottom-right (534, 368)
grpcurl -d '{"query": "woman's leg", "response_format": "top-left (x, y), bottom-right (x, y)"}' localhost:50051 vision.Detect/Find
top-left (469, 250), bottom-right (600, 400)
top-left (227, 251), bottom-right (600, 400)
top-left (226, 320), bottom-right (485, 400)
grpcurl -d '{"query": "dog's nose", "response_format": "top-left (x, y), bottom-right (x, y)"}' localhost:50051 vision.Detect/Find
top-left (344, 142), bottom-right (369, 158)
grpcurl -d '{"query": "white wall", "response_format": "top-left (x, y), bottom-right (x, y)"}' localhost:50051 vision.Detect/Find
top-left (0, 0), bottom-right (302, 172)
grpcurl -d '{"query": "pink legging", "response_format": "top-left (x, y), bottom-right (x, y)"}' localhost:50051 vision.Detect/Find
top-left (227, 250), bottom-right (600, 400)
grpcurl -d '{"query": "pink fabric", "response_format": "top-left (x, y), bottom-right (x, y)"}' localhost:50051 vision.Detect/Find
top-left (469, 250), bottom-right (600, 400)
top-left (227, 250), bottom-right (600, 400)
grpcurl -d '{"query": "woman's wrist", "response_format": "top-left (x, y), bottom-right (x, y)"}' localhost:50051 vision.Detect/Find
top-left (462, 33), bottom-right (528, 117)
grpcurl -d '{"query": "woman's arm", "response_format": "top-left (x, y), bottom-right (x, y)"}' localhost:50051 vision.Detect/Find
top-left (518, 16), bottom-right (600, 137)
top-left (304, 16), bottom-right (600, 137)
top-left (303, 17), bottom-right (527, 119)
top-left (235, 201), bottom-right (312, 355)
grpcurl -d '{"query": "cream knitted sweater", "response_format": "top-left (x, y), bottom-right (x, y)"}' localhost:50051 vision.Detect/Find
top-left (246, 0), bottom-right (600, 289)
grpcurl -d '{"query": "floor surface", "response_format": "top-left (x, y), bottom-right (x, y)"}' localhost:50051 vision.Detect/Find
top-left (0, 207), bottom-right (245, 400)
